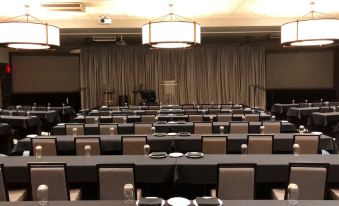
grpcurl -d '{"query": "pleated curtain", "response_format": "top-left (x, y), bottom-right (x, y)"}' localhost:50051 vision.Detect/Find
top-left (80, 45), bottom-right (266, 109)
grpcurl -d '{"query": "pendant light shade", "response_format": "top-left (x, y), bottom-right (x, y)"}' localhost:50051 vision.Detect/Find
top-left (0, 5), bottom-right (60, 50)
top-left (142, 4), bottom-right (200, 48)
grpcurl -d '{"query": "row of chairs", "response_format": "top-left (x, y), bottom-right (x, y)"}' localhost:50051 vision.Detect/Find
top-left (0, 163), bottom-right (138, 201)
top-left (215, 163), bottom-right (339, 200)
top-left (83, 113), bottom-right (270, 124)
top-left (1, 163), bottom-right (339, 201)
top-left (100, 104), bottom-right (245, 110)
top-left (30, 134), bottom-right (322, 156)
top-left (63, 122), bottom-right (282, 135)
top-left (94, 108), bottom-right (255, 116)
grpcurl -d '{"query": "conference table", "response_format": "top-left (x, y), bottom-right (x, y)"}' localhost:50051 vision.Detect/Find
top-left (51, 122), bottom-right (297, 135)
top-left (0, 115), bottom-right (42, 138)
top-left (73, 113), bottom-right (272, 123)
top-left (308, 112), bottom-right (339, 127)
top-left (271, 103), bottom-right (299, 114)
top-left (2, 155), bottom-right (339, 184)
top-left (0, 115), bottom-right (42, 129)
top-left (286, 107), bottom-right (322, 119)
top-left (12, 133), bottom-right (334, 155)
top-left (0, 123), bottom-right (13, 154)
top-left (0, 110), bottom-right (60, 125)
top-left (0, 200), bottom-right (336, 206)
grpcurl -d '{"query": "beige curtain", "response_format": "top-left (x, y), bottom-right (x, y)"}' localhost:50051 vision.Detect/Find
top-left (80, 45), bottom-right (265, 109)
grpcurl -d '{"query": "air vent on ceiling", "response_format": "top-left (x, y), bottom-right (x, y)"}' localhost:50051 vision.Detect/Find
top-left (41, 2), bottom-right (86, 12)
top-left (92, 36), bottom-right (117, 42)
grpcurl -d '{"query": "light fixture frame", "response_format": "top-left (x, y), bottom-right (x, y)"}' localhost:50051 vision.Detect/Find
top-left (281, 18), bottom-right (339, 47)
top-left (142, 5), bottom-right (201, 49)
top-left (280, 2), bottom-right (339, 47)
top-left (0, 6), bottom-right (60, 50)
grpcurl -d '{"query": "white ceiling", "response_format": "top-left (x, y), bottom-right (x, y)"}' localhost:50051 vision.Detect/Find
top-left (0, 0), bottom-right (339, 29)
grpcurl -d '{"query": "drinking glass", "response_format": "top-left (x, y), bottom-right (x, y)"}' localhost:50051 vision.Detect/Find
top-left (260, 126), bottom-right (265, 134)
top-left (84, 145), bottom-right (92, 156)
top-left (109, 127), bottom-right (115, 135)
top-left (72, 128), bottom-right (78, 136)
top-left (123, 184), bottom-right (134, 203)
top-left (287, 183), bottom-right (299, 206)
top-left (293, 144), bottom-right (300, 156)
top-left (219, 126), bottom-right (224, 134)
top-left (298, 125), bottom-right (305, 133)
top-left (35, 145), bottom-right (43, 158)
top-left (143, 144), bottom-right (150, 156)
top-left (37, 184), bottom-right (48, 206)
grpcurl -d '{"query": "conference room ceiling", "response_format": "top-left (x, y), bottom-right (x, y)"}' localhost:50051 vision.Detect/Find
top-left (1, 0), bottom-right (339, 51)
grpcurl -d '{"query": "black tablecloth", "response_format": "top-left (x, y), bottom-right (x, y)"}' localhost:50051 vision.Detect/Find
top-left (2, 155), bottom-right (339, 184)
top-left (0, 200), bottom-right (336, 206)
top-left (287, 107), bottom-right (321, 119)
top-left (175, 154), bottom-right (339, 184)
top-left (0, 123), bottom-right (13, 154)
top-left (73, 114), bottom-right (272, 123)
top-left (12, 133), bottom-right (334, 155)
top-left (52, 122), bottom-right (296, 135)
top-left (308, 112), bottom-right (339, 127)
top-left (0, 115), bottom-right (42, 129)
top-left (271, 103), bottom-right (299, 114)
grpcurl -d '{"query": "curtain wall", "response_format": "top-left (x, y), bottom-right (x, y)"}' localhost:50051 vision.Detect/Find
top-left (80, 45), bottom-right (266, 109)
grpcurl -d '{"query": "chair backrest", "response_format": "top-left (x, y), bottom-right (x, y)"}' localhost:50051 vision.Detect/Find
top-left (202, 104), bottom-right (213, 109)
top-left (185, 109), bottom-right (198, 115)
top-left (144, 110), bottom-right (157, 115)
top-left (319, 106), bottom-right (331, 113)
top-left (286, 163), bottom-right (328, 200)
top-left (293, 135), bottom-right (320, 154)
top-left (134, 123), bottom-right (153, 134)
top-left (247, 135), bottom-right (273, 154)
top-left (112, 116), bottom-right (127, 123)
top-left (99, 111), bottom-right (111, 116)
top-left (17, 110), bottom-right (28, 116)
top-left (0, 164), bottom-right (9, 201)
top-left (97, 164), bottom-right (135, 200)
top-left (262, 121), bottom-right (281, 133)
top-left (99, 124), bottom-right (118, 135)
top-left (122, 136), bottom-right (147, 155)
top-left (244, 114), bottom-right (259, 122)
top-left (193, 122), bottom-right (213, 134)
top-left (299, 103), bottom-right (308, 108)
top-left (148, 106), bottom-right (159, 110)
top-left (182, 104), bottom-right (194, 109)
top-left (217, 115), bottom-right (232, 122)
top-left (141, 115), bottom-right (156, 123)
top-left (231, 108), bottom-right (244, 114)
top-left (313, 103), bottom-right (323, 107)
top-left (202, 136), bottom-right (227, 154)
top-left (217, 164), bottom-right (255, 199)
top-left (222, 104), bottom-right (233, 109)
top-left (29, 163), bottom-right (69, 200)
top-left (189, 115), bottom-right (203, 122)
top-left (65, 124), bottom-right (85, 135)
top-left (31, 138), bottom-right (57, 156)
top-left (208, 109), bottom-right (220, 115)
top-left (75, 137), bottom-right (101, 155)
top-left (229, 122), bottom-right (249, 134)
top-left (85, 116), bottom-right (99, 124)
